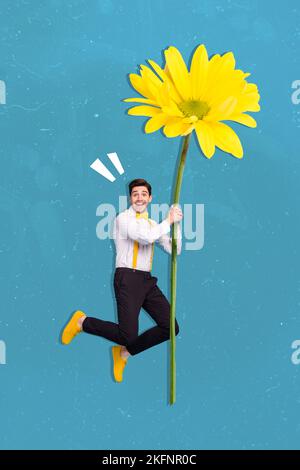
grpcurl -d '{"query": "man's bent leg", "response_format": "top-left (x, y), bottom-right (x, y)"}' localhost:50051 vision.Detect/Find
top-left (82, 317), bottom-right (125, 344)
top-left (125, 279), bottom-right (179, 356)
top-left (82, 269), bottom-right (145, 349)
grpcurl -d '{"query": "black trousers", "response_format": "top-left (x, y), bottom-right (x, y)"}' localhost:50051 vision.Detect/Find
top-left (82, 267), bottom-right (180, 356)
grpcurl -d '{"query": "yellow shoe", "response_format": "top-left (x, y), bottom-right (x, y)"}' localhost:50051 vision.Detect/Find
top-left (61, 310), bottom-right (85, 345)
top-left (112, 346), bottom-right (128, 382)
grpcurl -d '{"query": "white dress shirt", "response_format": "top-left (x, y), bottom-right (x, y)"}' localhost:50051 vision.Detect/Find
top-left (112, 205), bottom-right (182, 272)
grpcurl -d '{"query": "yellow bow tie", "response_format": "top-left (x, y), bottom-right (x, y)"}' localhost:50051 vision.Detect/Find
top-left (136, 211), bottom-right (149, 220)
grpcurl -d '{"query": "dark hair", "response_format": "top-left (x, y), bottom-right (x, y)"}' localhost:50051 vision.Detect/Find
top-left (129, 178), bottom-right (152, 196)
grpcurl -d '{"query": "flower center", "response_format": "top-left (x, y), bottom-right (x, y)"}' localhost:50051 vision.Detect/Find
top-left (178, 100), bottom-right (210, 120)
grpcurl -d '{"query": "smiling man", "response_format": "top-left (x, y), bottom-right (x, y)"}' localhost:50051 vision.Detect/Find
top-left (62, 178), bottom-right (183, 382)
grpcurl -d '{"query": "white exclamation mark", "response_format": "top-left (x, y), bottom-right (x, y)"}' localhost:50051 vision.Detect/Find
top-left (90, 152), bottom-right (125, 182)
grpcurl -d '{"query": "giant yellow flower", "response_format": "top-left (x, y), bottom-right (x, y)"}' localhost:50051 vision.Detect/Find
top-left (124, 44), bottom-right (260, 158)
top-left (124, 44), bottom-right (260, 405)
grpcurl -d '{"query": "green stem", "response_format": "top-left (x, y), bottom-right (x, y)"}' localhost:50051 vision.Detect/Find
top-left (170, 134), bottom-right (191, 405)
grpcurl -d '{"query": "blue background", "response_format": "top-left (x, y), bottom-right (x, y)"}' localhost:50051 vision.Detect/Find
top-left (1, 0), bottom-right (300, 450)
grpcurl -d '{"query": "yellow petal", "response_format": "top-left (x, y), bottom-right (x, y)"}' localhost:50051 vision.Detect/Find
top-left (207, 54), bottom-right (221, 76)
top-left (204, 52), bottom-right (237, 102)
top-left (164, 46), bottom-right (191, 100)
top-left (195, 121), bottom-right (216, 158)
top-left (205, 96), bottom-right (238, 121)
top-left (208, 52), bottom-right (235, 86)
top-left (228, 114), bottom-right (257, 128)
top-left (163, 79), bottom-right (182, 104)
top-left (123, 97), bottom-right (157, 105)
top-left (245, 83), bottom-right (259, 94)
top-left (148, 60), bottom-right (183, 104)
top-left (127, 106), bottom-right (160, 117)
top-left (217, 96), bottom-right (238, 116)
top-left (139, 67), bottom-right (162, 103)
top-left (202, 55), bottom-right (221, 100)
top-left (140, 64), bottom-right (162, 88)
top-left (220, 51), bottom-right (235, 70)
top-left (161, 102), bottom-right (183, 117)
top-left (163, 118), bottom-right (185, 138)
top-left (182, 124), bottom-right (195, 136)
top-left (211, 122), bottom-right (243, 158)
top-left (145, 114), bottom-right (168, 133)
top-left (237, 93), bottom-right (260, 113)
top-left (148, 59), bottom-right (169, 82)
top-left (238, 83), bottom-right (261, 112)
top-left (207, 53), bottom-right (225, 82)
top-left (207, 69), bottom-right (246, 107)
top-left (129, 73), bottom-right (151, 99)
top-left (190, 44), bottom-right (209, 100)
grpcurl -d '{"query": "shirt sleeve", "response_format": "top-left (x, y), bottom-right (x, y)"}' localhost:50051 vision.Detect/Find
top-left (117, 213), bottom-right (171, 245)
top-left (157, 223), bottom-right (182, 255)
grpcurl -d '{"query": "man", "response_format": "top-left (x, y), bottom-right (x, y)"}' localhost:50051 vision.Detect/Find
top-left (61, 178), bottom-right (183, 382)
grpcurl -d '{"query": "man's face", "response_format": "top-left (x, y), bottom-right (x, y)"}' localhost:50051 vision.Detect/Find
top-left (130, 186), bottom-right (152, 213)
